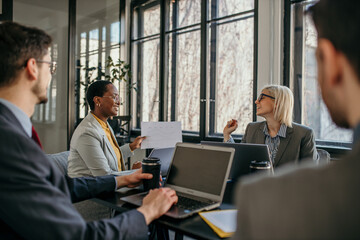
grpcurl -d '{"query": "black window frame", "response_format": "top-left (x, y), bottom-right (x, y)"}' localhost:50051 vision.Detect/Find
top-left (130, 0), bottom-right (258, 144)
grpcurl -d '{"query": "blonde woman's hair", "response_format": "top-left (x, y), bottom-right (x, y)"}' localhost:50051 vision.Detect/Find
top-left (262, 85), bottom-right (294, 127)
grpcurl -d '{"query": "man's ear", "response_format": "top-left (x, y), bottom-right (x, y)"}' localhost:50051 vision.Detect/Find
top-left (24, 58), bottom-right (38, 81)
top-left (317, 38), bottom-right (342, 87)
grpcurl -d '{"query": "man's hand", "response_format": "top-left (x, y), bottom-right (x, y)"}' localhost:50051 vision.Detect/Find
top-left (129, 136), bottom-right (146, 151)
top-left (137, 188), bottom-right (178, 224)
top-left (115, 169), bottom-right (152, 188)
top-left (223, 119), bottom-right (238, 142)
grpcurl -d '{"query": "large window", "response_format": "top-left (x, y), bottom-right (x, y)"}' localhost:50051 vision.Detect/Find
top-left (131, 1), bottom-right (161, 126)
top-left (131, 0), bottom-right (256, 139)
top-left (167, 0), bottom-right (201, 132)
top-left (207, 0), bottom-right (254, 136)
top-left (288, 0), bottom-right (352, 146)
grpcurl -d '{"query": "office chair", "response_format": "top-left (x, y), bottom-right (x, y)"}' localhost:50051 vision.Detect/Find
top-left (47, 151), bottom-right (113, 221)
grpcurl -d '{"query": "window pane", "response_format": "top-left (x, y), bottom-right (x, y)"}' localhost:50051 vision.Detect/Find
top-left (167, 27), bottom-right (201, 132)
top-left (132, 38), bottom-right (160, 124)
top-left (210, 0), bottom-right (254, 20)
top-left (291, 2), bottom-right (352, 143)
top-left (169, 0), bottom-right (201, 31)
top-left (208, 15), bottom-right (254, 135)
top-left (133, 3), bottom-right (160, 39)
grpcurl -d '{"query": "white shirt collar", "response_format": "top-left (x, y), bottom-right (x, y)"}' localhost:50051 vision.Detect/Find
top-left (0, 98), bottom-right (32, 137)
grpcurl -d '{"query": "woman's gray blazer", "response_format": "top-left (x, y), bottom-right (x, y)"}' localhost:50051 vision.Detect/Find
top-left (240, 121), bottom-right (318, 167)
top-left (67, 113), bottom-right (133, 177)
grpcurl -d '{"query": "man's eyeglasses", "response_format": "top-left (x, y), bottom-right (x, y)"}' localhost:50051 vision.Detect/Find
top-left (101, 95), bottom-right (120, 101)
top-left (257, 93), bottom-right (275, 102)
top-left (36, 60), bottom-right (57, 75)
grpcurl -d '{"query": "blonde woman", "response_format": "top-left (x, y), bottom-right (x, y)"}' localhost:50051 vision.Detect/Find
top-left (223, 85), bottom-right (318, 167)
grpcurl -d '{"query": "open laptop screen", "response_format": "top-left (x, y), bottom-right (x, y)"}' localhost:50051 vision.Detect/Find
top-left (165, 145), bottom-right (232, 196)
top-left (201, 141), bottom-right (272, 180)
top-left (148, 147), bottom-right (174, 177)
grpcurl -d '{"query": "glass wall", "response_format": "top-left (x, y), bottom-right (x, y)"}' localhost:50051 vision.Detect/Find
top-left (13, 0), bottom-right (69, 153)
top-left (289, 1), bottom-right (352, 145)
top-left (75, 0), bottom-right (125, 121)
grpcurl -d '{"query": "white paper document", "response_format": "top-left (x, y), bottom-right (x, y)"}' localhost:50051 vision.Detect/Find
top-left (200, 210), bottom-right (237, 233)
top-left (141, 121), bottom-right (182, 149)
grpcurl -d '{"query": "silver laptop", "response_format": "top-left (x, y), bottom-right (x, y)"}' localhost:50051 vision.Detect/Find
top-left (147, 147), bottom-right (175, 177)
top-left (201, 141), bottom-right (273, 181)
top-left (120, 142), bottom-right (235, 219)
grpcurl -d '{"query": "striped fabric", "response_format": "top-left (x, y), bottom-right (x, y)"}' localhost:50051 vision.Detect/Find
top-left (263, 123), bottom-right (287, 163)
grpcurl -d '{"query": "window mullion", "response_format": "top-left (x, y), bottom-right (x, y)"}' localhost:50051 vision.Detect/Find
top-left (208, 0), bottom-right (218, 136)
top-left (135, 8), bottom-right (142, 128)
top-left (199, 0), bottom-right (208, 140)
top-left (159, 0), bottom-right (166, 121)
top-left (170, 0), bottom-right (178, 121)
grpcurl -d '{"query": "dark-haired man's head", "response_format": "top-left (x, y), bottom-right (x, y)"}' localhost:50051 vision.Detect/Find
top-left (0, 21), bottom-right (52, 88)
top-left (309, 0), bottom-right (360, 129)
top-left (86, 81), bottom-right (113, 110)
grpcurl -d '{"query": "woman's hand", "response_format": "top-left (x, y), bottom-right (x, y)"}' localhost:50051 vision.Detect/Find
top-left (131, 161), bottom-right (142, 169)
top-left (223, 119), bottom-right (238, 142)
top-left (129, 136), bottom-right (146, 151)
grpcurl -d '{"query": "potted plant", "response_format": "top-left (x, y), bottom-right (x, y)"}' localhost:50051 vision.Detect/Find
top-left (81, 56), bottom-right (135, 106)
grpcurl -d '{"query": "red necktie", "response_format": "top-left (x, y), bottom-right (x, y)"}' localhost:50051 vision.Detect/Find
top-left (31, 126), bottom-right (43, 149)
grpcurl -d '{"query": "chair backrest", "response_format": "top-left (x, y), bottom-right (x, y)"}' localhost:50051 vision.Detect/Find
top-left (108, 115), bottom-right (131, 136)
top-left (108, 116), bottom-right (131, 146)
top-left (47, 151), bottom-right (112, 221)
top-left (47, 151), bottom-right (70, 175)
top-left (317, 149), bottom-right (330, 164)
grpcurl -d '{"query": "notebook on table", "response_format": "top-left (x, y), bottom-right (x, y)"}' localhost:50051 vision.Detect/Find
top-left (200, 141), bottom-right (273, 181)
top-left (120, 142), bottom-right (235, 219)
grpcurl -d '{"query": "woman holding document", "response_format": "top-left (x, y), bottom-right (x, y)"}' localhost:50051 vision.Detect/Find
top-left (223, 85), bottom-right (318, 167)
top-left (68, 80), bottom-right (145, 177)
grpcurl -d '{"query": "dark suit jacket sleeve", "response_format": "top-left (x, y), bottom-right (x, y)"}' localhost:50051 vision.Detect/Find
top-left (240, 123), bottom-right (250, 143)
top-left (0, 129), bottom-right (148, 240)
top-left (65, 174), bottom-right (116, 203)
top-left (300, 127), bottom-right (318, 161)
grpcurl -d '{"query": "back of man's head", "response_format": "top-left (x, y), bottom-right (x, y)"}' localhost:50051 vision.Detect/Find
top-left (309, 0), bottom-right (360, 81)
top-left (0, 21), bottom-right (52, 88)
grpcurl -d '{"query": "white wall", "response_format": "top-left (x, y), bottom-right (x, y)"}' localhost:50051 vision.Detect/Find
top-left (257, 0), bottom-right (284, 91)
top-left (256, 0), bottom-right (284, 121)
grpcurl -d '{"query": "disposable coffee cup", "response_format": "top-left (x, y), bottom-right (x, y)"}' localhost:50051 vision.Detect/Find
top-left (249, 161), bottom-right (272, 175)
top-left (142, 157), bottom-right (161, 191)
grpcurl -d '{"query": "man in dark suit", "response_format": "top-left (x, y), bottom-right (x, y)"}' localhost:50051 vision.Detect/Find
top-left (0, 21), bottom-right (177, 239)
top-left (232, 0), bottom-right (360, 239)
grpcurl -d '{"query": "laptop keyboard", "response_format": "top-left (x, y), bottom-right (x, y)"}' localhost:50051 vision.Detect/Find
top-left (175, 195), bottom-right (214, 210)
